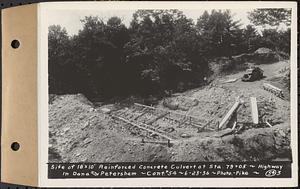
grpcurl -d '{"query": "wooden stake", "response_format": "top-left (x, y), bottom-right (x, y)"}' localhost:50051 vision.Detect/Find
top-left (250, 97), bottom-right (259, 124)
top-left (266, 121), bottom-right (272, 127)
top-left (232, 121), bottom-right (237, 130)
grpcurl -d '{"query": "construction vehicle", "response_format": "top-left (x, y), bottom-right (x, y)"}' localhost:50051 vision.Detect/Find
top-left (241, 67), bottom-right (264, 82)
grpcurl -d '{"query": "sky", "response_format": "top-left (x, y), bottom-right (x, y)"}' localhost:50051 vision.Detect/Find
top-left (47, 9), bottom-right (253, 36)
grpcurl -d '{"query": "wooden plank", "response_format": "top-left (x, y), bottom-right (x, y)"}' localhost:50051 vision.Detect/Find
top-left (141, 139), bottom-right (172, 146)
top-left (263, 83), bottom-right (282, 92)
top-left (231, 121), bottom-right (237, 130)
top-left (134, 103), bottom-right (156, 110)
top-left (146, 112), bottom-right (170, 125)
top-left (201, 119), bottom-right (214, 130)
top-left (190, 122), bottom-right (203, 129)
top-left (112, 115), bottom-right (173, 141)
top-left (250, 97), bottom-right (259, 124)
top-left (132, 108), bottom-right (149, 120)
top-left (134, 103), bottom-right (205, 123)
top-left (266, 121), bottom-right (273, 127)
top-left (139, 122), bottom-right (176, 139)
top-left (178, 117), bottom-right (189, 127)
top-left (263, 83), bottom-right (284, 98)
top-left (219, 100), bottom-right (240, 129)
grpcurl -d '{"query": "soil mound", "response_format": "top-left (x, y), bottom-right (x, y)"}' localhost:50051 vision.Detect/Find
top-left (49, 94), bottom-right (174, 162)
top-left (254, 47), bottom-right (273, 54)
top-left (172, 125), bottom-right (291, 161)
top-left (229, 48), bottom-right (286, 67)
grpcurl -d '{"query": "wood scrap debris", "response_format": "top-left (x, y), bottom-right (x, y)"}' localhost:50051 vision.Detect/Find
top-left (263, 83), bottom-right (284, 98)
top-left (222, 78), bottom-right (238, 83)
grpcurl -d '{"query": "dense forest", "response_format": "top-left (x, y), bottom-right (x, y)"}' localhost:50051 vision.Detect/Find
top-left (49, 9), bottom-right (291, 100)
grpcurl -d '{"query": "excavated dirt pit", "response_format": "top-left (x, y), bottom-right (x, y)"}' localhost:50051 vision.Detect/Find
top-left (49, 61), bottom-right (292, 163)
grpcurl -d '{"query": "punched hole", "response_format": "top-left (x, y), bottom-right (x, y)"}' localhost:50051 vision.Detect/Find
top-left (11, 40), bottom-right (20, 49)
top-left (11, 142), bottom-right (20, 151)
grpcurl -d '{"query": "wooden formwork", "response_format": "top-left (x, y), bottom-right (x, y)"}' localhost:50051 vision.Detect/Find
top-left (108, 101), bottom-right (234, 143)
top-left (111, 114), bottom-right (174, 141)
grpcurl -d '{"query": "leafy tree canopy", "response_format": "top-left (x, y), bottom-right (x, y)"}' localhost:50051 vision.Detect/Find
top-left (248, 8), bottom-right (291, 27)
top-left (196, 9), bottom-right (243, 57)
top-left (48, 9), bottom-right (291, 99)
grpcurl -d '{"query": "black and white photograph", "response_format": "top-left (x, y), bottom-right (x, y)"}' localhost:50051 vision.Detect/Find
top-left (47, 5), bottom-right (293, 165)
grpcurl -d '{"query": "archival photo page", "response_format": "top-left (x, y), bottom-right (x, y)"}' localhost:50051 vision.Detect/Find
top-left (42, 2), bottom-right (297, 186)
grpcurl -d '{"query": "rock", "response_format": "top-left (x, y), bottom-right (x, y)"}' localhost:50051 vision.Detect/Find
top-left (82, 121), bottom-right (89, 129)
top-left (89, 115), bottom-right (96, 120)
top-left (83, 138), bottom-right (92, 145)
top-left (164, 127), bottom-right (175, 133)
top-left (213, 128), bottom-right (233, 137)
top-left (101, 108), bottom-right (111, 113)
top-left (278, 130), bottom-right (286, 137)
top-left (181, 133), bottom-right (191, 138)
top-left (163, 99), bottom-right (179, 110)
top-left (150, 133), bottom-right (158, 137)
top-left (80, 158), bottom-right (88, 162)
top-left (254, 47), bottom-right (273, 54)
top-left (62, 127), bottom-right (70, 133)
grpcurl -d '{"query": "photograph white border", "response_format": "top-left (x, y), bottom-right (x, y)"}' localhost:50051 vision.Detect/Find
top-left (38, 1), bottom-right (298, 187)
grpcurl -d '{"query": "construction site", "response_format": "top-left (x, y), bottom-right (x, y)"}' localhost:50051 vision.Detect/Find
top-left (48, 49), bottom-right (291, 163)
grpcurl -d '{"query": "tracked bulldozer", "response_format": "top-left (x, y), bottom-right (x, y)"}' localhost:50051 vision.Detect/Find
top-left (241, 67), bottom-right (264, 82)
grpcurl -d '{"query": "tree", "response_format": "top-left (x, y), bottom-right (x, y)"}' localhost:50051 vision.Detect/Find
top-left (48, 25), bottom-right (71, 93)
top-left (242, 25), bottom-right (261, 52)
top-left (248, 9), bottom-right (291, 55)
top-left (125, 9), bottom-right (208, 94)
top-left (196, 10), bottom-right (210, 34)
top-left (50, 9), bottom-right (278, 100)
top-left (260, 28), bottom-right (291, 54)
top-left (248, 8), bottom-right (291, 27)
top-left (106, 17), bottom-right (130, 49)
top-left (48, 16), bottom-right (132, 99)
top-left (196, 9), bottom-right (243, 57)
top-left (74, 16), bottom-right (130, 98)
